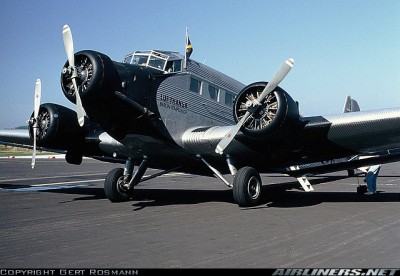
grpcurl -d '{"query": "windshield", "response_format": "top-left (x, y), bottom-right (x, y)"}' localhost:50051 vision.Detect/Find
top-left (123, 50), bottom-right (182, 73)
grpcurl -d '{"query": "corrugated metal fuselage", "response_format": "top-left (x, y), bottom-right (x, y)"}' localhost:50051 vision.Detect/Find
top-left (114, 59), bottom-right (400, 175)
top-left (115, 60), bottom-right (245, 173)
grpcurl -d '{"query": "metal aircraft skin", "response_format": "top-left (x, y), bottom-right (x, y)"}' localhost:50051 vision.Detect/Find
top-left (1, 25), bottom-right (400, 206)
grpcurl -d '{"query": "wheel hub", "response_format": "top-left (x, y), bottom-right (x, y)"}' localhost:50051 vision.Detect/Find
top-left (247, 176), bottom-right (261, 200)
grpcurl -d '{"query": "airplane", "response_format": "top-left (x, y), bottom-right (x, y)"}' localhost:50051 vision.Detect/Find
top-left (1, 25), bottom-right (399, 207)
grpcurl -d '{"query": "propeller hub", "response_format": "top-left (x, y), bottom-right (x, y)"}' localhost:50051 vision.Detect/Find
top-left (62, 55), bottom-right (94, 98)
top-left (245, 100), bottom-right (252, 109)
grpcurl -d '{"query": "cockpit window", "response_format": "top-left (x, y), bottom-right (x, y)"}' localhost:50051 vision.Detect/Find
top-left (148, 56), bottom-right (165, 70)
top-left (132, 55), bottom-right (148, 66)
top-left (123, 50), bottom-right (183, 73)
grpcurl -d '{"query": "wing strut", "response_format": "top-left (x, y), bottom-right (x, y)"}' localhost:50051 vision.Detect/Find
top-left (196, 155), bottom-right (232, 187)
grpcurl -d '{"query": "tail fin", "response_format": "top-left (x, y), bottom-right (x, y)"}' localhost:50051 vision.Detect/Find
top-left (343, 96), bottom-right (360, 113)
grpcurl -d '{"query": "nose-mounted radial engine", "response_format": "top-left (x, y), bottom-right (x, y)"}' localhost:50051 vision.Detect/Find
top-left (61, 50), bottom-right (120, 105)
top-left (60, 25), bottom-right (155, 140)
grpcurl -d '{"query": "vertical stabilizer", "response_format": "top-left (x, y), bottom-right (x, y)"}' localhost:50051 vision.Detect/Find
top-left (343, 96), bottom-right (360, 113)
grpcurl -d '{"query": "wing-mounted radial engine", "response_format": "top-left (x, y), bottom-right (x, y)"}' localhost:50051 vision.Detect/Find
top-left (216, 58), bottom-right (296, 154)
top-left (233, 81), bottom-right (300, 140)
top-left (28, 103), bottom-right (87, 164)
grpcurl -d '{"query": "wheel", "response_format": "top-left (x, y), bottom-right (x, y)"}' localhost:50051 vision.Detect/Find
top-left (65, 151), bottom-right (82, 165)
top-left (104, 168), bottom-right (131, 202)
top-left (347, 169), bottom-right (355, 177)
top-left (233, 167), bottom-right (262, 207)
top-left (357, 185), bottom-right (368, 195)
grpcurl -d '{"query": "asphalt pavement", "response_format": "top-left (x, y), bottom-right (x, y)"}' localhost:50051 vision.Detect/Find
top-left (1, 157), bottom-right (399, 268)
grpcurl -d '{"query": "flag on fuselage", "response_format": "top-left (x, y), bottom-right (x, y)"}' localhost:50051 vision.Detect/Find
top-left (185, 30), bottom-right (193, 60)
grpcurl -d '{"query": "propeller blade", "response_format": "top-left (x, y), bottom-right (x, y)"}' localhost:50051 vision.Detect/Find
top-left (62, 24), bottom-right (85, 126)
top-left (215, 58), bottom-right (294, 155)
top-left (34, 79), bottom-right (41, 119)
top-left (32, 79), bottom-right (41, 169)
top-left (215, 111), bottom-right (251, 154)
top-left (32, 133), bottom-right (37, 169)
top-left (62, 25), bottom-right (75, 68)
top-left (73, 78), bottom-right (85, 127)
top-left (255, 58), bottom-right (294, 105)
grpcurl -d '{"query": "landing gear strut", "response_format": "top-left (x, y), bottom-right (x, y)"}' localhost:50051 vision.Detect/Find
top-left (198, 155), bottom-right (263, 207)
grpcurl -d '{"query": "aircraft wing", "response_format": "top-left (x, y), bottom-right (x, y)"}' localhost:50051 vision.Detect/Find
top-left (181, 104), bottom-right (400, 176)
top-left (0, 122), bottom-right (129, 164)
top-left (0, 129), bottom-right (33, 149)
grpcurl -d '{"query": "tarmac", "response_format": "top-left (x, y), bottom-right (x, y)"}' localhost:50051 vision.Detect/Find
top-left (0, 157), bottom-right (399, 268)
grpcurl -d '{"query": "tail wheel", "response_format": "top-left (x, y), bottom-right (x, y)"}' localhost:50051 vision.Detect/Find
top-left (233, 167), bottom-right (262, 207)
top-left (104, 168), bottom-right (131, 202)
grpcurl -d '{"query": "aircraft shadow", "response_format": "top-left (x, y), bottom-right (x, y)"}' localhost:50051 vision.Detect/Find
top-left (39, 175), bottom-right (400, 209)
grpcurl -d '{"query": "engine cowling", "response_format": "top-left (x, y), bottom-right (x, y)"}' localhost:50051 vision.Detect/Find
top-left (29, 103), bottom-right (85, 151)
top-left (233, 81), bottom-right (300, 139)
top-left (60, 50), bottom-right (155, 138)
top-left (61, 50), bottom-right (121, 104)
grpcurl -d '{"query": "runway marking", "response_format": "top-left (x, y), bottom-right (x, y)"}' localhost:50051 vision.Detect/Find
top-left (0, 172), bottom-right (189, 192)
top-left (0, 169), bottom-right (177, 184)
top-left (3, 179), bottom-right (104, 192)
top-left (8, 183), bottom-right (96, 192)
top-left (161, 172), bottom-right (189, 177)
top-left (29, 179), bottom-right (104, 187)
top-left (0, 173), bottom-right (107, 183)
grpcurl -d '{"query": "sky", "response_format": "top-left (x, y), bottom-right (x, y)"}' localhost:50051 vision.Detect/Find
top-left (0, 0), bottom-right (399, 129)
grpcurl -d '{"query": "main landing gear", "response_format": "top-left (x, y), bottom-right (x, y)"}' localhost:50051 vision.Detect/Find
top-left (198, 156), bottom-right (317, 207)
top-left (104, 168), bottom-right (131, 202)
top-left (104, 157), bottom-right (181, 202)
top-left (197, 155), bottom-right (263, 207)
top-left (104, 157), bottom-right (148, 202)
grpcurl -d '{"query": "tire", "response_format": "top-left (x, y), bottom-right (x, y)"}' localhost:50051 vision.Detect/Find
top-left (233, 167), bottom-right (262, 207)
top-left (347, 169), bottom-right (355, 177)
top-left (104, 168), bottom-right (131, 202)
top-left (357, 185), bottom-right (368, 195)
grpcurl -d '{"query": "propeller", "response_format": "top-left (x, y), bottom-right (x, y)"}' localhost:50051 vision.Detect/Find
top-left (31, 79), bottom-right (41, 169)
top-left (62, 24), bottom-right (85, 127)
top-left (215, 58), bottom-right (294, 154)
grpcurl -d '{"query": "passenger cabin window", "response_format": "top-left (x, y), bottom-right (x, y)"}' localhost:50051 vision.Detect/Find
top-left (208, 85), bottom-right (219, 101)
top-left (225, 92), bottom-right (234, 107)
top-left (190, 78), bottom-right (201, 94)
